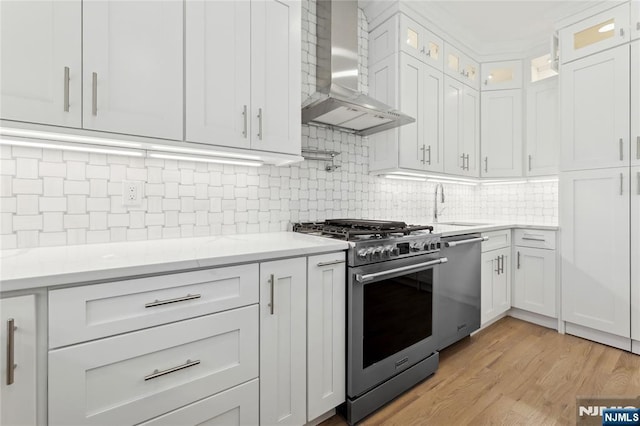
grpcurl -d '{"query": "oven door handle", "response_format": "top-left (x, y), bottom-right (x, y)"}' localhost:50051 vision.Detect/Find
top-left (444, 236), bottom-right (488, 247)
top-left (355, 257), bottom-right (448, 283)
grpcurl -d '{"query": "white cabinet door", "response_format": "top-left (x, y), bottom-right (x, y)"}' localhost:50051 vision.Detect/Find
top-left (481, 89), bottom-right (523, 178)
top-left (0, 295), bottom-right (37, 426)
top-left (632, 41), bottom-right (640, 167)
top-left (561, 168), bottom-right (630, 338)
top-left (632, 166), bottom-right (640, 341)
top-left (444, 77), bottom-right (479, 177)
top-left (0, 0), bottom-right (81, 127)
top-left (559, 3), bottom-right (630, 64)
top-left (251, 0), bottom-right (301, 155)
top-left (82, 0), bottom-right (183, 140)
top-left (633, 1), bottom-right (640, 41)
top-left (421, 64), bottom-right (445, 172)
top-left (398, 54), bottom-right (424, 171)
top-left (513, 247), bottom-right (556, 317)
top-left (560, 45), bottom-right (630, 171)
top-left (399, 14), bottom-right (443, 70)
top-left (526, 78), bottom-right (559, 176)
top-left (307, 253), bottom-right (346, 422)
top-left (260, 257), bottom-right (306, 426)
top-left (481, 60), bottom-right (523, 91)
top-left (481, 248), bottom-right (510, 325)
top-left (186, 0), bottom-right (251, 149)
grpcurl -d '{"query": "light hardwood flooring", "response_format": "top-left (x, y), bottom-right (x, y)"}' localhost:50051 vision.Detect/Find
top-left (322, 317), bottom-right (640, 425)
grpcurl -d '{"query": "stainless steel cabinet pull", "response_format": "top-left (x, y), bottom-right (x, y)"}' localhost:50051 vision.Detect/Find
top-left (528, 155), bottom-right (532, 172)
top-left (484, 157), bottom-right (488, 173)
top-left (620, 138), bottom-right (624, 161)
top-left (444, 236), bottom-right (488, 247)
top-left (242, 105), bottom-right (248, 138)
top-left (421, 145), bottom-right (426, 164)
top-left (637, 22), bottom-right (640, 31)
top-left (92, 72), bottom-right (98, 116)
top-left (64, 67), bottom-right (70, 112)
top-left (494, 256), bottom-right (500, 274)
top-left (356, 258), bottom-right (448, 283)
top-left (636, 136), bottom-right (639, 160)
top-left (500, 255), bottom-right (505, 274)
top-left (268, 274), bottom-right (275, 315)
top-left (257, 108), bottom-right (263, 140)
top-left (317, 259), bottom-right (345, 267)
top-left (620, 28), bottom-right (625, 37)
top-left (465, 154), bottom-right (470, 171)
top-left (522, 235), bottom-right (545, 241)
top-left (426, 145), bottom-right (432, 165)
top-left (460, 154), bottom-right (465, 169)
top-left (517, 251), bottom-right (521, 269)
top-left (144, 359), bottom-right (200, 381)
top-left (620, 172), bottom-right (624, 195)
top-left (6, 319), bottom-right (15, 386)
top-left (145, 294), bottom-right (201, 308)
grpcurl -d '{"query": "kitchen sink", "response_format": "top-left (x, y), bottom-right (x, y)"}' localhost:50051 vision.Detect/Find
top-left (437, 222), bottom-right (491, 226)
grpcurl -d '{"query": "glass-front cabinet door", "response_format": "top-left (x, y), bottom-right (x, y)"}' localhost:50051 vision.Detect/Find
top-left (632, 0), bottom-right (639, 40)
top-left (444, 43), bottom-right (479, 89)
top-left (559, 3), bottom-right (630, 64)
top-left (399, 14), bottom-right (443, 70)
top-left (481, 60), bottom-right (523, 91)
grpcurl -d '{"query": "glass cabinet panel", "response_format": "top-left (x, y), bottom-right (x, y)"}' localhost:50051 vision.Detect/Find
top-left (428, 42), bottom-right (439, 59)
top-left (574, 18), bottom-right (615, 50)
top-left (406, 27), bottom-right (418, 50)
top-left (448, 53), bottom-right (459, 73)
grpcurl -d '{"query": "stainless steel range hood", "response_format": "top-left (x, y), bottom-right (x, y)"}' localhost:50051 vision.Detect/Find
top-left (301, 0), bottom-right (415, 136)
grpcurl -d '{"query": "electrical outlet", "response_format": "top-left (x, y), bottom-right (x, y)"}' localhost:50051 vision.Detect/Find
top-left (122, 181), bottom-right (143, 207)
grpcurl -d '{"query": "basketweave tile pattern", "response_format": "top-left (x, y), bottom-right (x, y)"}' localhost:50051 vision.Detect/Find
top-left (0, 0), bottom-right (557, 249)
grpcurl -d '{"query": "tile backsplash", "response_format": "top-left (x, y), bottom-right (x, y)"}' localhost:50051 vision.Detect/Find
top-left (0, 0), bottom-right (557, 250)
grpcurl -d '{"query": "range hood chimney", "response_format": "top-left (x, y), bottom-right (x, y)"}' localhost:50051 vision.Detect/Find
top-left (301, 0), bottom-right (415, 136)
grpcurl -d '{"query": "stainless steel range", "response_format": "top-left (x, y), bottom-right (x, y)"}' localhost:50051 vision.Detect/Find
top-left (293, 219), bottom-right (448, 424)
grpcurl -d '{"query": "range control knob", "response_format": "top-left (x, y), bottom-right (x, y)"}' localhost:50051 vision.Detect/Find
top-left (357, 249), bottom-right (368, 259)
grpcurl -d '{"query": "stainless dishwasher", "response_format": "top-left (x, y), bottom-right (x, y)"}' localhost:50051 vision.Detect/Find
top-left (436, 233), bottom-right (485, 350)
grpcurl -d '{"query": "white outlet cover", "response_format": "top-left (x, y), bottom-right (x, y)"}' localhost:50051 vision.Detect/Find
top-left (122, 181), bottom-right (143, 207)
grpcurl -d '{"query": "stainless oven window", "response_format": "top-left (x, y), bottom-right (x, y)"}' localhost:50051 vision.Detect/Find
top-left (362, 268), bottom-right (433, 369)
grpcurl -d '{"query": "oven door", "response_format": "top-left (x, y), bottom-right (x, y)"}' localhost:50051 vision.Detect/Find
top-left (347, 254), bottom-right (447, 398)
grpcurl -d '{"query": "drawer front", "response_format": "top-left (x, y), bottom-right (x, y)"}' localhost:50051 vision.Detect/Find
top-left (481, 230), bottom-right (511, 252)
top-left (514, 229), bottom-right (556, 250)
top-left (138, 379), bottom-right (258, 426)
top-left (49, 305), bottom-right (259, 426)
top-left (49, 264), bottom-right (259, 348)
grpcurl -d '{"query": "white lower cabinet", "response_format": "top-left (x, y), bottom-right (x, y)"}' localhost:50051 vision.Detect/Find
top-left (631, 166), bottom-right (640, 349)
top-left (1, 295), bottom-right (37, 426)
top-left (138, 379), bottom-right (259, 426)
top-left (481, 246), bottom-right (511, 325)
top-left (48, 306), bottom-right (259, 426)
top-left (513, 246), bottom-right (556, 318)
top-left (260, 257), bottom-right (307, 426)
top-left (307, 253), bottom-right (346, 422)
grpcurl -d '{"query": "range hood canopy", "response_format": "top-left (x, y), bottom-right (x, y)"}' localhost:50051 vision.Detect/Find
top-left (301, 0), bottom-right (415, 136)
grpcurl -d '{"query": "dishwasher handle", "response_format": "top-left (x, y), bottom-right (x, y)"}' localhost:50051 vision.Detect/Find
top-left (444, 236), bottom-right (488, 248)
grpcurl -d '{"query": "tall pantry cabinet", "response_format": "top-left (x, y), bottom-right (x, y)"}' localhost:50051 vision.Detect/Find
top-left (559, 4), bottom-right (640, 351)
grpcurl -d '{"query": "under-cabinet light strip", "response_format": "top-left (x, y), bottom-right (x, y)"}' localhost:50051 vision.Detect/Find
top-left (0, 138), bottom-right (144, 157)
top-left (149, 145), bottom-right (261, 160)
top-left (0, 127), bottom-right (143, 148)
top-left (149, 152), bottom-right (263, 167)
top-left (427, 179), bottom-right (477, 186)
top-left (383, 174), bottom-right (427, 182)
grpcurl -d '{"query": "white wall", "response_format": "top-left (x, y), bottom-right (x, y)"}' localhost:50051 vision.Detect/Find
top-left (0, 0), bottom-right (557, 250)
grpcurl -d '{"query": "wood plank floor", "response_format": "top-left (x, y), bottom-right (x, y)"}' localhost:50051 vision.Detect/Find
top-left (322, 317), bottom-right (640, 426)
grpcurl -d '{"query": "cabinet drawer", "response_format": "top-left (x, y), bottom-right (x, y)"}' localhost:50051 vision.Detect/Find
top-left (49, 264), bottom-right (258, 348)
top-left (481, 230), bottom-right (511, 252)
top-left (138, 379), bottom-right (258, 426)
top-left (49, 305), bottom-right (259, 426)
top-left (514, 229), bottom-right (556, 250)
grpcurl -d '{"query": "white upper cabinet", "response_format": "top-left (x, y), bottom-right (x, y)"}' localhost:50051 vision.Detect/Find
top-left (443, 76), bottom-right (480, 177)
top-left (481, 89), bottom-right (523, 178)
top-left (633, 1), bottom-right (640, 40)
top-left (633, 41), bottom-right (640, 166)
top-left (0, 0), bottom-right (81, 127)
top-left (481, 60), bottom-right (523, 91)
top-left (83, 0), bottom-right (183, 140)
top-left (560, 44), bottom-right (630, 171)
top-left (250, 0), bottom-right (301, 155)
top-left (526, 78), bottom-right (559, 176)
top-left (444, 44), bottom-right (479, 89)
top-left (559, 3), bottom-right (630, 64)
top-left (186, 0), bottom-right (252, 149)
top-left (561, 167), bottom-right (631, 339)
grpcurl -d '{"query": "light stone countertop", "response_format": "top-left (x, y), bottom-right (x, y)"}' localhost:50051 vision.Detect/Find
top-left (0, 232), bottom-right (350, 292)
top-left (429, 222), bottom-right (559, 237)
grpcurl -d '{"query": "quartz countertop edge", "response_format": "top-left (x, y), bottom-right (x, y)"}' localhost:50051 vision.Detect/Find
top-left (0, 232), bottom-right (351, 292)
top-left (432, 223), bottom-right (559, 237)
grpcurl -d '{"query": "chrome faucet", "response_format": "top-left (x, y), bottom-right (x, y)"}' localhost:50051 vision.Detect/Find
top-left (433, 183), bottom-right (445, 223)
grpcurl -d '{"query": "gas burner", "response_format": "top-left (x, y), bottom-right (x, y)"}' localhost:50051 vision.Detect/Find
top-left (292, 219), bottom-right (434, 241)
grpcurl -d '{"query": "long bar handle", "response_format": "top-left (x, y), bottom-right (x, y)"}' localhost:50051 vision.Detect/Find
top-left (500, 255), bottom-right (505, 274)
top-left (460, 153), bottom-right (465, 169)
top-left (465, 154), bottom-right (470, 171)
top-left (269, 274), bottom-right (275, 315)
top-left (144, 359), bottom-right (200, 381)
top-left (528, 155), bottom-right (532, 172)
top-left (637, 171), bottom-right (640, 196)
top-left (356, 258), bottom-right (448, 283)
top-left (620, 138), bottom-right (624, 161)
top-left (242, 105), bottom-right (248, 138)
top-left (521, 235), bottom-right (546, 242)
top-left (63, 67), bottom-right (70, 112)
top-left (317, 259), bottom-right (345, 267)
top-left (517, 251), bottom-right (521, 269)
top-left (495, 256), bottom-right (501, 274)
top-left (484, 157), bottom-right (488, 173)
top-left (421, 145), bottom-right (426, 164)
top-left (620, 172), bottom-right (624, 196)
top-left (426, 145), bottom-right (432, 165)
top-left (91, 72), bottom-right (98, 116)
top-left (257, 108), bottom-right (263, 140)
top-left (444, 236), bottom-right (488, 247)
top-left (145, 293), bottom-right (201, 308)
top-left (6, 319), bottom-right (15, 386)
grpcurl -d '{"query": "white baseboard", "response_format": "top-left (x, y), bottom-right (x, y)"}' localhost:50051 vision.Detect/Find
top-left (565, 322), bottom-right (631, 351)
top-left (305, 409), bottom-right (336, 426)
top-left (508, 308), bottom-right (558, 331)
